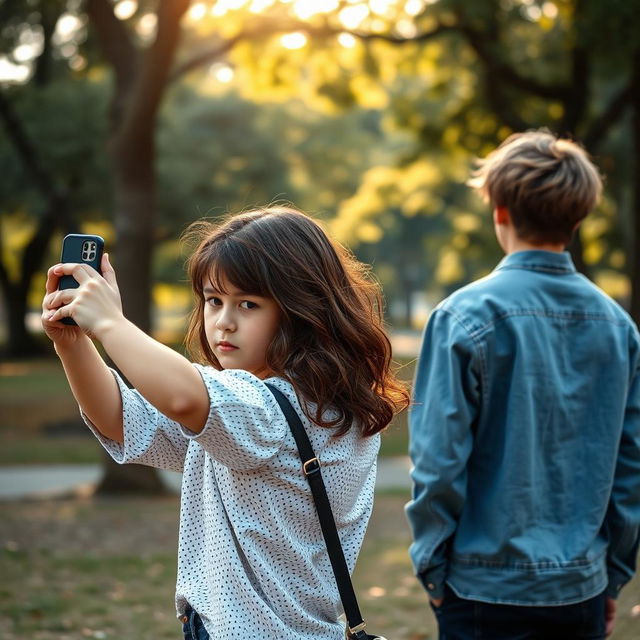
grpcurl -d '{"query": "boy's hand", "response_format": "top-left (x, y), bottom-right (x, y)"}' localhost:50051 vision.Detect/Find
top-left (605, 597), bottom-right (616, 636)
top-left (43, 253), bottom-right (123, 340)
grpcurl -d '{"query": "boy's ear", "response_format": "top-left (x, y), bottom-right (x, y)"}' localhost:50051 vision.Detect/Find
top-left (494, 206), bottom-right (511, 225)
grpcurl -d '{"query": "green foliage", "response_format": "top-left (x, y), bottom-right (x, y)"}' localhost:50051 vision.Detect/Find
top-left (2, 0), bottom-right (637, 341)
top-left (154, 87), bottom-right (404, 282)
top-left (157, 87), bottom-right (294, 228)
top-left (0, 79), bottom-right (110, 215)
top-left (578, 0), bottom-right (640, 60)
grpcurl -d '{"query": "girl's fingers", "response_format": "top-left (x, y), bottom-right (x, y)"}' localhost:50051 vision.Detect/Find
top-left (43, 260), bottom-right (118, 329)
top-left (45, 264), bottom-right (63, 294)
top-left (56, 262), bottom-right (97, 284)
top-left (100, 253), bottom-right (119, 291)
top-left (46, 304), bottom-right (68, 324)
top-left (44, 289), bottom-right (76, 311)
top-left (48, 295), bottom-right (79, 323)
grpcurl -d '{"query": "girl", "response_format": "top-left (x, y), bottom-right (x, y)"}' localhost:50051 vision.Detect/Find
top-left (42, 206), bottom-right (409, 640)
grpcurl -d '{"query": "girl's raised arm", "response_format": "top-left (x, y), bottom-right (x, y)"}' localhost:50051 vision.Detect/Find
top-left (42, 264), bottom-right (124, 442)
top-left (56, 338), bottom-right (124, 442)
top-left (43, 255), bottom-right (210, 434)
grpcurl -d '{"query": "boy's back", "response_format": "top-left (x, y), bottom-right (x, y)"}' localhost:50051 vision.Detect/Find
top-left (407, 131), bottom-right (640, 639)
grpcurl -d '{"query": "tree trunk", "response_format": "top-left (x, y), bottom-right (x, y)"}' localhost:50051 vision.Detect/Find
top-left (0, 194), bottom-right (70, 358)
top-left (94, 126), bottom-right (162, 495)
top-left (97, 453), bottom-right (168, 495)
top-left (0, 88), bottom-right (72, 357)
top-left (567, 230), bottom-right (589, 278)
top-left (89, 0), bottom-right (190, 495)
top-left (111, 135), bottom-right (156, 334)
top-left (2, 284), bottom-right (42, 357)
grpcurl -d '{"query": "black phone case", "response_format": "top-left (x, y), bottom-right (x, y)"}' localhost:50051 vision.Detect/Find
top-left (58, 234), bottom-right (105, 326)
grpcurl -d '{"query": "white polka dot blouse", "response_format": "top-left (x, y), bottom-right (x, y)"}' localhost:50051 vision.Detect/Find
top-left (84, 364), bottom-right (379, 639)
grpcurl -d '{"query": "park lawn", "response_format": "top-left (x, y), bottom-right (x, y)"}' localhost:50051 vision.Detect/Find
top-left (1, 492), bottom-right (640, 639)
top-left (1, 358), bottom-right (103, 465)
top-left (0, 357), bottom-right (415, 465)
top-left (0, 492), bottom-right (434, 640)
top-left (0, 496), bottom-right (180, 640)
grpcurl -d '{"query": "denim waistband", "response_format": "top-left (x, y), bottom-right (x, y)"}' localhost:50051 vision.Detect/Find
top-left (181, 606), bottom-right (210, 640)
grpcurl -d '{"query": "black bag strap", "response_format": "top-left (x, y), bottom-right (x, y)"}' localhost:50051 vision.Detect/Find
top-left (265, 383), bottom-right (370, 639)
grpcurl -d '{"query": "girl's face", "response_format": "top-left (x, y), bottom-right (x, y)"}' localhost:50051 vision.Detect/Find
top-left (202, 276), bottom-right (281, 379)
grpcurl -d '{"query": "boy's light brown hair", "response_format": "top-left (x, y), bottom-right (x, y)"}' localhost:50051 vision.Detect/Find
top-left (468, 129), bottom-right (603, 244)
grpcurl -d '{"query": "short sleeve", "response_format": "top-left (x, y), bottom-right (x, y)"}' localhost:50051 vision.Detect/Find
top-left (83, 368), bottom-right (189, 473)
top-left (181, 365), bottom-right (288, 470)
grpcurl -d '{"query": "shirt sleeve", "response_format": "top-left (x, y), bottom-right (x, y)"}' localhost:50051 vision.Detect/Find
top-left (179, 365), bottom-right (288, 471)
top-left (82, 369), bottom-right (189, 473)
top-left (405, 308), bottom-right (481, 600)
top-left (604, 329), bottom-right (640, 598)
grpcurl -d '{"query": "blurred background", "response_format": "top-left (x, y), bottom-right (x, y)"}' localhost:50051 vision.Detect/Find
top-left (1, 0), bottom-right (640, 638)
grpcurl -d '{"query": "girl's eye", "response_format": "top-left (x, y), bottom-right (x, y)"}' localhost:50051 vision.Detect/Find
top-left (206, 297), bottom-right (222, 306)
top-left (240, 300), bottom-right (258, 309)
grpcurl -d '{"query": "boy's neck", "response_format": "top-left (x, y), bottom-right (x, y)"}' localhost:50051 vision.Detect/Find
top-left (494, 207), bottom-right (568, 255)
top-left (504, 236), bottom-right (566, 255)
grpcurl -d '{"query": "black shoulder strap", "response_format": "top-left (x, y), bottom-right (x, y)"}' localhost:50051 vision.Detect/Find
top-left (265, 383), bottom-right (370, 639)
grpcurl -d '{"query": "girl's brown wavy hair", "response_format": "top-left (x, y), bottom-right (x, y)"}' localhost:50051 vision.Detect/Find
top-left (184, 206), bottom-right (409, 437)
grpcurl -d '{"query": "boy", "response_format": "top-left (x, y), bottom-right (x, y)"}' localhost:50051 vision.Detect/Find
top-left (406, 130), bottom-right (640, 639)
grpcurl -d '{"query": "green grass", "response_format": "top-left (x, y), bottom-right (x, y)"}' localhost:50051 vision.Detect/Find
top-left (2, 547), bottom-right (178, 639)
top-left (380, 415), bottom-right (410, 456)
top-left (2, 494), bottom-right (639, 640)
top-left (0, 356), bottom-right (415, 465)
top-left (0, 495), bottom-right (435, 640)
top-left (352, 495), bottom-right (436, 639)
top-left (0, 436), bottom-right (101, 465)
top-left (0, 360), bottom-right (70, 400)
top-left (0, 497), bottom-right (181, 639)
top-left (379, 356), bottom-right (415, 457)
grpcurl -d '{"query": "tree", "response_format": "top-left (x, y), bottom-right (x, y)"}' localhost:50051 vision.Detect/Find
top-left (0, 0), bottom-right (108, 356)
top-left (228, 0), bottom-right (638, 317)
top-left (3, 0), bottom-right (639, 489)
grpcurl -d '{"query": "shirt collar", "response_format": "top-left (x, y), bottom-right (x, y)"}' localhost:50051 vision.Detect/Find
top-left (495, 250), bottom-right (576, 275)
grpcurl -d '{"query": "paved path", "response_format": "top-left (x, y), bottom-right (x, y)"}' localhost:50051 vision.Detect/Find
top-left (0, 457), bottom-right (412, 500)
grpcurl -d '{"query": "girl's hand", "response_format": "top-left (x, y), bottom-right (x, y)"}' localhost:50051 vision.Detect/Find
top-left (42, 253), bottom-right (123, 341)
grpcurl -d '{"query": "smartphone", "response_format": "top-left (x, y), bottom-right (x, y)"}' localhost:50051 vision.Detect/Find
top-left (58, 233), bottom-right (105, 325)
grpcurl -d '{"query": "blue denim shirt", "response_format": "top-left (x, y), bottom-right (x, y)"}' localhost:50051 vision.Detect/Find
top-left (407, 250), bottom-right (640, 606)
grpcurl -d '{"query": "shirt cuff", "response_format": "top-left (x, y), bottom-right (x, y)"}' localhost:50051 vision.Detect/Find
top-left (606, 571), bottom-right (628, 599)
top-left (418, 569), bottom-right (446, 600)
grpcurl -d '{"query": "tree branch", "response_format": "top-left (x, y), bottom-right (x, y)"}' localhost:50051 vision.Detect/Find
top-left (119, 0), bottom-right (190, 143)
top-left (85, 0), bottom-right (138, 89)
top-left (483, 78), bottom-right (529, 132)
top-left (170, 20), bottom-right (459, 82)
top-left (0, 90), bottom-right (59, 200)
top-left (0, 236), bottom-right (11, 292)
top-left (20, 199), bottom-right (63, 289)
top-left (583, 82), bottom-right (633, 149)
top-left (558, 0), bottom-right (591, 134)
top-left (172, 10), bottom-right (571, 106)
top-left (0, 92), bottom-right (69, 307)
top-left (33, 0), bottom-right (60, 87)
top-left (458, 23), bottom-right (570, 101)
top-left (560, 46), bottom-right (590, 133)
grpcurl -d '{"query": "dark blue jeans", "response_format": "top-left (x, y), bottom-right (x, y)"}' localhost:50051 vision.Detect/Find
top-left (431, 585), bottom-right (607, 640)
top-left (181, 607), bottom-right (210, 640)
